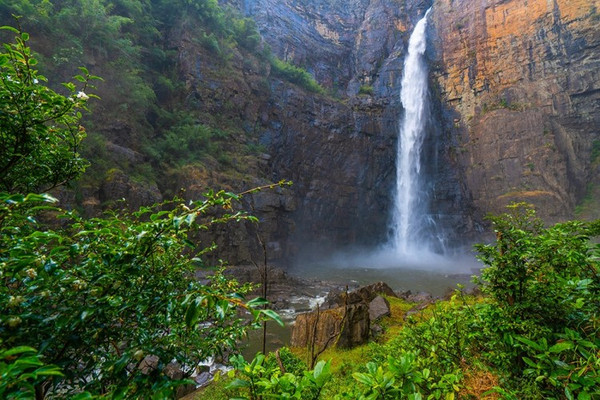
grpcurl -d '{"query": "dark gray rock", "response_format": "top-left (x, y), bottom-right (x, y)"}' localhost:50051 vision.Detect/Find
top-left (369, 295), bottom-right (391, 321)
top-left (323, 281), bottom-right (397, 309)
top-left (139, 355), bottom-right (159, 375)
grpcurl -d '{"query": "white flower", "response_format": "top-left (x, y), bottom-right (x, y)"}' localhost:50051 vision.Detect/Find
top-left (76, 91), bottom-right (89, 100)
top-left (25, 268), bottom-right (37, 279)
top-left (33, 78), bottom-right (38, 84)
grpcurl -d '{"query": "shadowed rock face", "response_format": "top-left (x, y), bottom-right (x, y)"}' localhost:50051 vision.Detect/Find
top-left (430, 0), bottom-right (600, 223)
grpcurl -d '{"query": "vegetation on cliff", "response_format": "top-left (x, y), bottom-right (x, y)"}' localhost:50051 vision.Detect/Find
top-left (0, 0), bottom-right (323, 208)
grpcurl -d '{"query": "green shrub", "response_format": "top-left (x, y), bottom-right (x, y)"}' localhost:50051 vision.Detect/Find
top-left (474, 203), bottom-right (600, 397)
top-left (0, 27), bottom-right (283, 398)
top-left (0, 25), bottom-right (98, 193)
top-left (358, 84), bottom-right (374, 96)
top-left (270, 56), bottom-right (324, 94)
top-left (228, 353), bottom-right (331, 399)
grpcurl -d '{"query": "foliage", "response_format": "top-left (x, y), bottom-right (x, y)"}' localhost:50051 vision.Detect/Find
top-left (475, 203), bottom-right (600, 330)
top-left (591, 139), bottom-right (600, 164)
top-left (342, 297), bottom-right (469, 400)
top-left (473, 203), bottom-right (600, 397)
top-left (0, 24), bottom-right (99, 193)
top-left (0, 190), bottom-right (282, 398)
top-left (145, 111), bottom-right (229, 167)
top-left (326, 204), bottom-right (599, 399)
top-left (0, 0), bottom-right (282, 192)
top-left (269, 56), bottom-right (324, 94)
top-left (0, 25), bottom-right (283, 398)
top-left (227, 351), bottom-right (332, 400)
top-left (358, 85), bottom-right (374, 96)
top-left (0, 346), bottom-right (63, 399)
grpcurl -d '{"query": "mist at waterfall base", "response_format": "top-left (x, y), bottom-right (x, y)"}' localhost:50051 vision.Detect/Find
top-left (290, 9), bottom-right (482, 297)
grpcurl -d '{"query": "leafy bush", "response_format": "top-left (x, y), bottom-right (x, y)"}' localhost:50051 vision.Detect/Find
top-left (341, 204), bottom-right (599, 399)
top-left (270, 56), bottom-right (324, 94)
top-left (0, 24), bottom-right (99, 193)
top-left (227, 352), bottom-right (332, 399)
top-left (474, 203), bottom-right (600, 397)
top-left (145, 111), bottom-right (230, 167)
top-left (0, 346), bottom-right (63, 399)
top-left (0, 185), bottom-right (283, 398)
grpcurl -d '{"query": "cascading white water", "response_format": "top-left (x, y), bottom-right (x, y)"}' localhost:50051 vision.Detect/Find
top-left (391, 8), bottom-right (432, 254)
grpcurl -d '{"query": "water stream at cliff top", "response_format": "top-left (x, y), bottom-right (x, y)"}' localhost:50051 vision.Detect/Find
top-left (390, 8), bottom-right (437, 255)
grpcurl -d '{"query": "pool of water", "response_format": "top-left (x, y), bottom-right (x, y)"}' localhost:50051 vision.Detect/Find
top-left (289, 249), bottom-right (482, 297)
top-left (239, 249), bottom-right (483, 359)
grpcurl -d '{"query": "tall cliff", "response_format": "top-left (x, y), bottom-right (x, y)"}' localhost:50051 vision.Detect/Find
top-left (236, 0), bottom-right (476, 250)
top-left (240, 0), bottom-right (600, 250)
top-left (431, 0), bottom-right (600, 223)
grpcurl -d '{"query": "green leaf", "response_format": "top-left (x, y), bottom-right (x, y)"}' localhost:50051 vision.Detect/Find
top-left (226, 378), bottom-right (251, 389)
top-left (522, 357), bottom-right (538, 368)
top-left (71, 392), bottom-right (95, 400)
top-left (259, 309), bottom-right (284, 326)
top-left (565, 386), bottom-right (574, 400)
top-left (184, 296), bottom-right (205, 328)
top-left (353, 372), bottom-right (374, 386)
top-left (577, 392), bottom-right (591, 400)
top-left (247, 297), bottom-right (268, 307)
top-left (35, 366), bottom-right (64, 377)
top-left (1, 346), bottom-right (37, 358)
top-left (0, 25), bottom-right (20, 33)
top-left (515, 336), bottom-right (543, 351)
top-left (549, 341), bottom-right (574, 353)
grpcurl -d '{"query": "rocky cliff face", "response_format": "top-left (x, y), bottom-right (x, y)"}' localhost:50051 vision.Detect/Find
top-left (234, 0), bottom-right (474, 251)
top-left (236, 0), bottom-right (600, 252)
top-left (431, 0), bottom-right (600, 222)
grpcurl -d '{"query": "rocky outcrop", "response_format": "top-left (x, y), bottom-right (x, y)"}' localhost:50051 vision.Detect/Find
top-left (291, 282), bottom-right (397, 350)
top-left (322, 281), bottom-right (397, 309)
top-left (291, 302), bottom-right (370, 349)
top-left (431, 0), bottom-right (600, 223)
top-left (99, 169), bottom-right (163, 211)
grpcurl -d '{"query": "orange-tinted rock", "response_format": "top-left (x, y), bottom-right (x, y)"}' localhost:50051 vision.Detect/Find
top-left (432, 0), bottom-right (600, 222)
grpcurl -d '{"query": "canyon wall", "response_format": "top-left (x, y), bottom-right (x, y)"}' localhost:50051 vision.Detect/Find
top-left (431, 0), bottom-right (600, 222)
top-left (237, 0), bottom-right (600, 255)
top-left (61, 0), bottom-right (600, 262)
top-left (237, 0), bottom-right (474, 252)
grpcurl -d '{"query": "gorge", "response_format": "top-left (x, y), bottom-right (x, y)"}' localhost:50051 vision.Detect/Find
top-left (235, 0), bottom-right (600, 263)
top-left (2, 1), bottom-right (600, 397)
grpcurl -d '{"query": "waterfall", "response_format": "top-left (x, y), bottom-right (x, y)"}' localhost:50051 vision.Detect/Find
top-left (391, 8), bottom-right (433, 255)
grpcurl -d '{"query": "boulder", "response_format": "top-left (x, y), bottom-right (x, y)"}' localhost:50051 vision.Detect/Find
top-left (323, 281), bottom-right (396, 309)
top-left (164, 362), bottom-right (196, 399)
top-left (139, 355), bottom-right (159, 375)
top-left (369, 295), bottom-right (391, 322)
